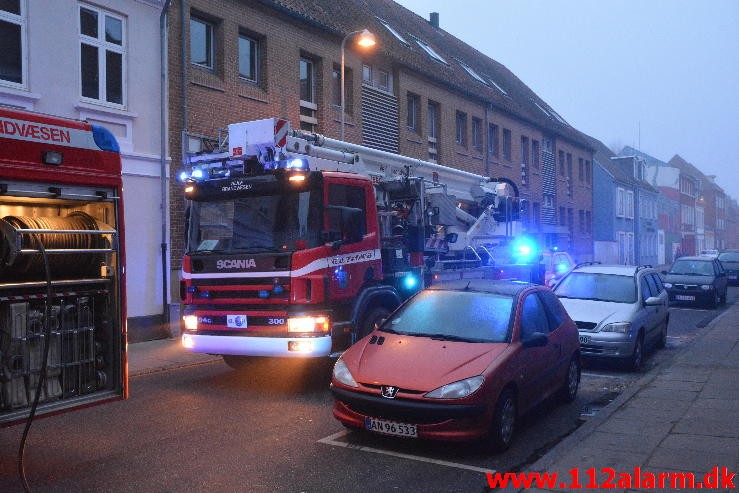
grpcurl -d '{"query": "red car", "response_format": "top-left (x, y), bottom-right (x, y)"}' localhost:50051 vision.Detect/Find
top-left (331, 280), bottom-right (580, 451)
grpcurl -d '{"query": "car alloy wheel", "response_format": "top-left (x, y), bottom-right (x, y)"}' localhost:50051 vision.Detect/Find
top-left (559, 357), bottom-right (580, 403)
top-left (489, 389), bottom-right (516, 451)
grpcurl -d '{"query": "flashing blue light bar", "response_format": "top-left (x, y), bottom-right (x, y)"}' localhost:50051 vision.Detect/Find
top-left (511, 238), bottom-right (537, 263)
top-left (92, 125), bottom-right (120, 153)
top-left (191, 169), bottom-right (204, 179)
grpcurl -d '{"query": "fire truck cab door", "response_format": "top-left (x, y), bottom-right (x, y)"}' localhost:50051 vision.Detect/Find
top-left (324, 180), bottom-right (379, 301)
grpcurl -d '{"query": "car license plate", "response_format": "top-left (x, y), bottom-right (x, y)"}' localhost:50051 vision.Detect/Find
top-left (675, 295), bottom-right (695, 301)
top-left (365, 417), bottom-right (417, 438)
top-left (226, 314), bottom-right (248, 328)
top-left (579, 335), bottom-right (590, 344)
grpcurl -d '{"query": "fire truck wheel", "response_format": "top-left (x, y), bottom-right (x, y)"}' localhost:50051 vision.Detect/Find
top-left (222, 355), bottom-right (254, 371)
top-left (358, 307), bottom-right (391, 340)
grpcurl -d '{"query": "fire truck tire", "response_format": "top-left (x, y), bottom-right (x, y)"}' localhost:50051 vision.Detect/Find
top-left (358, 307), bottom-right (391, 340)
top-left (222, 355), bottom-right (254, 371)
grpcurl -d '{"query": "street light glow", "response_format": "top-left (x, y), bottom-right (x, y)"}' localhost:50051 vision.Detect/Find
top-left (356, 29), bottom-right (376, 47)
top-left (341, 29), bottom-right (377, 140)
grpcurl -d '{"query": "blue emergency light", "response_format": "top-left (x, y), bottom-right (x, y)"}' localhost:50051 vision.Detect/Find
top-left (511, 238), bottom-right (537, 263)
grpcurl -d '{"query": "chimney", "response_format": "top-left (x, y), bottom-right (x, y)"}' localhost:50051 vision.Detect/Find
top-left (429, 12), bottom-right (439, 28)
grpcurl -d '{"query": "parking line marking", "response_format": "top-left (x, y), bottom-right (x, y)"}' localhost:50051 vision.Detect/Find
top-left (581, 371), bottom-right (627, 379)
top-left (318, 430), bottom-right (496, 475)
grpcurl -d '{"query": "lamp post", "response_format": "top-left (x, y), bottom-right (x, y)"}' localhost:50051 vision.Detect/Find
top-left (341, 29), bottom-right (376, 141)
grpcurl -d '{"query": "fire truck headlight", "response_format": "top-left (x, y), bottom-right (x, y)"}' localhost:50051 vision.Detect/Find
top-left (181, 334), bottom-right (195, 349)
top-left (288, 316), bottom-right (329, 333)
top-left (183, 315), bottom-right (198, 331)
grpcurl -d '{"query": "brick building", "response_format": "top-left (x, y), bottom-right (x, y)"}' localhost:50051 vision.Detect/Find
top-left (166, 0), bottom-right (594, 292)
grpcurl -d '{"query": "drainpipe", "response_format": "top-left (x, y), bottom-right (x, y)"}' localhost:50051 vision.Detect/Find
top-left (160, 0), bottom-right (172, 324)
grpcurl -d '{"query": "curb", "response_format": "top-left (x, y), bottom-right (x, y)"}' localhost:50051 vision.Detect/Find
top-left (130, 356), bottom-right (222, 378)
top-left (517, 303), bottom-right (736, 489)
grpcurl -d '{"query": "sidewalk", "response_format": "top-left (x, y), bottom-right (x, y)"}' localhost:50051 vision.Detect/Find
top-left (512, 301), bottom-right (739, 492)
top-left (127, 336), bottom-right (221, 376)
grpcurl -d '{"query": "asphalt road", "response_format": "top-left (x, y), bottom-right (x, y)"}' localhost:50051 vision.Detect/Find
top-left (1, 287), bottom-right (735, 492)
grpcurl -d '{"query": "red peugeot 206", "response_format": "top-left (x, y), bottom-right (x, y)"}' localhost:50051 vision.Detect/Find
top-left (330, 279), bottom-right (580, 451)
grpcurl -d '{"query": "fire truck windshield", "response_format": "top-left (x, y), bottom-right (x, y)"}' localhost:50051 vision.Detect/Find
top-left (187, 190), bottom-right (322, 253)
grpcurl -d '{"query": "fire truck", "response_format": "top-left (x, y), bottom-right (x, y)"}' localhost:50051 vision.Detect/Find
top-left (0, 107), bottom-right (126, 426)
top-left (179, 118), bottom-right (524, 367)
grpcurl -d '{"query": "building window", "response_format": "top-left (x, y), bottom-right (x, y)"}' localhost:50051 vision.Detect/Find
top-left (80, 4), bottom-right (125, 105)
top-left (579, 210), bottom-right (585, 233)
top-left (502, 128), bottom-right (512, 161)
top-left (543, 193), bottom-right (554, 208)
top-left (411, 35), bottom-right (448, 65)
top-left (238, 33), bottom-right (258, 82)
top-left (299, 56), bottom-right (317, 132)
top-left (586, 210), bottom-right (592, 234)
top-left (190, 15), bottom-right (213, 70)
top-left (0, 0), bottom-right (25, 87)
top-left (375, 16), bottom-right (408, 45)
top-left (332, 64), bottom-right (352, 113)
top-left (407, 93), bottom-right (419, 132)
top-left (533, 202), bottom-right (541, 228)
top-left (617, 187), bottom-right (625, 217)
top-left (521, 136), bottom-right (530, 165)
top-left (566, 153), bottom-right (573, 179)
top-left (377, 70), bottom-right (390, 91)
top-left (455, 111), bottom-right (467, 147)
top-left (559, 206), bottom-right (566, 226)
top-left (532, 140), bottom-right (540, 168)
top-left (558, 150), bottom-right (565, 176)
top-left (626, 190), bottom-right (634, 219)
top-left (428, 101), bottom-right (439, 161)
top-left (488, 124), bottom-right (498, 157)
top-left (578, 157), bottom-right (584, 181)
top-left (471, 117), bottom-right (482, 151)
top-left (585, 160), bottom-right (591, 184)
top-left (362, 64), bottom-right (372, 83)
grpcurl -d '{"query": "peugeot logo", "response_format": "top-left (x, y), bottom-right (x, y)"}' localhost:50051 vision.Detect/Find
top-left (380, 385), bottom-right (398, 399)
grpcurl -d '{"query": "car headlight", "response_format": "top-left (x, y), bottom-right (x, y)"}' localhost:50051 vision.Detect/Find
top-left (332, 358), bottom-right (358, 388)
top-left (288, 315), bottom-right (329, 333)
top-left (700, 285), bottom-right (712, 291)
top-left (424, 375), bottom-right (484, 399)
top-left (601, 322), bottom-right (632, 334)
top-left (182, 315), bottom-right (198, 331)
top-left (663, 282), bottom-right (672, 288)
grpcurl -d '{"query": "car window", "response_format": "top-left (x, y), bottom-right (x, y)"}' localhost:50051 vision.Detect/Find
top-left (669, 260), bottom-right (715, 276)
top-left (640, 277), bottom-right (652, 302)
top-left (537, 290), bottom-right (565, 331)
top-left (645, 274), bottom-right (659, 296)
top-left (553, 272), bottom-right (637, 303)
top-left (718, 252), bottom-right (739, 262)
top-left (652, 274), bottom-right (664, 292)
top-left (383, 290), bottom-right (513, 343)
top-left (520, 293), bottom-right (550, 340)
top-left (714, 261), bottom-right (724, 274)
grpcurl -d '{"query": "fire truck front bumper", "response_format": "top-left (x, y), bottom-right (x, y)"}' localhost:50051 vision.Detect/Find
top-left (180, 333), bottom-right (333, 358)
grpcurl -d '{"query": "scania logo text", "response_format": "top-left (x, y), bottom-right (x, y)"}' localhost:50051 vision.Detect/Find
top-left (216, 259), bottom-right (257, 269)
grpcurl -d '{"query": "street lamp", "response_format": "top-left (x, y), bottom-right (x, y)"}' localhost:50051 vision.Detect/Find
top-left (341, 29), bottom-right (376, 141)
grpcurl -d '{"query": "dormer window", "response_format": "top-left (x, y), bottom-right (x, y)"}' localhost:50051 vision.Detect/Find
top-left (375, 16), bottom-right (408, 45)
top-left (487, 77), bottom-right (508, 96)
top-left (457, 60), bottom-right (487, 85)
top-left (410, 35), bottom-right (448, 64)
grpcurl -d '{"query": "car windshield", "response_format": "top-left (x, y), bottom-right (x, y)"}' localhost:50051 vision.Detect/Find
top-left (718, 252), bottom-right (739, 262)
top-left (187, 191), bottom-right (322, 253)
top-left (380, 290), bottom-right (514, 343)
top-left (553, 272), bottom-right (636, 303)
top-left (669, 260), bottom-right (714, 276)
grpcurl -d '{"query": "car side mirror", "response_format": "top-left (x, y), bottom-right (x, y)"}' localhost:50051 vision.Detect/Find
top-left (522, 332), bottom-right (548, 348)
top-left (644, 296), bottom-right (663, 306)
top-left (661, 270), bottom-right (668, 275)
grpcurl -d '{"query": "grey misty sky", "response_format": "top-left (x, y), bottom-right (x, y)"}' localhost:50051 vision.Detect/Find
top-left (394, 0), bottom-right (739, 201)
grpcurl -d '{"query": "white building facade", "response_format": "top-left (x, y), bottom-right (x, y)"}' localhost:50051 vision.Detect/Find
top-left (0, 0), bottom-right (170, 341)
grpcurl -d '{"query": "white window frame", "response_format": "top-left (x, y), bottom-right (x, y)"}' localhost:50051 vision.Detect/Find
top-left (362, 64), bottom-right (372, 84)
top-left (79, 3), bottom-right (126, 108)
top-left (626, 190), bottom-right (634, 219)
top-left (407, 92), bottom-right (419, 132)
top-left (617, 187), bottom-right (625, 217)
top-left (375, 17), bottom-right (408, 46)
top-left (377, 69), bottom-right (390, 91)
top-left (0, 0), bottom-right (27, 90)
top-left (471, 117), bottom-right (482, 150)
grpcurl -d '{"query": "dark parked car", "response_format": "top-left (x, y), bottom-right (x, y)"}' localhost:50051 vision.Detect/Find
top-left (330, 279), bottom-right (580, 451)
top-left (663, 256), bottom-right (728, 308)
top-left (718, 250), bottom-right (739, 286)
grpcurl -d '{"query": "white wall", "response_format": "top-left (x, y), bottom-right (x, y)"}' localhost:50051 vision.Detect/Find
top-left (0, 0), bottom-right (168, 319)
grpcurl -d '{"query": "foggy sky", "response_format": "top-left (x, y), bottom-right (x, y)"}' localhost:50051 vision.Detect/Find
top-left (394, 0), bottom-right (739, 202)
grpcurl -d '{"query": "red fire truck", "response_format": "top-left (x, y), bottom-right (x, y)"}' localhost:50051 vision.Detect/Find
top-left (179, 118), bottom-right (523, 368)
top-left (0, 107), bottom-right (126, 426)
